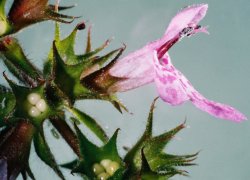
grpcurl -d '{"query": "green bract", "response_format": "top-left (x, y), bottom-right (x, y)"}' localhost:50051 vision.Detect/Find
top-left (124, 99), bottom-right (198, 179)
top-left (62, 99), bottom-right (197, 180)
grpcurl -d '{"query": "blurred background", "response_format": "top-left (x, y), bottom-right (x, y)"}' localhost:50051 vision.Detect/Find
top-left (1, 0), bottom-right (249, 179)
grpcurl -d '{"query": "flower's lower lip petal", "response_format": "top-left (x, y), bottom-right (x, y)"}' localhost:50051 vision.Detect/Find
top-left (189, 92), bottom-right (247, 122)
top-left (153, 51), bottom-right (247, 122)
top-left (153, 51), bottom-right (189, 105)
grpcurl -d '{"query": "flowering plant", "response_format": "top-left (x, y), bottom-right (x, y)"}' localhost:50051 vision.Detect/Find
top-left (0, 1), bottom-right (246, 180)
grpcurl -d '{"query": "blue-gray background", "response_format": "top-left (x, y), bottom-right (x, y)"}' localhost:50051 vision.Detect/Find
top-left (0, 0), bottom-right (249, 179)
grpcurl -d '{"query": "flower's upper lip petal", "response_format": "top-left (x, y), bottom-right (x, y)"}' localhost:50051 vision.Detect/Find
top-left (108, 47), bottom-right (155, 92)
top-left (164, 4), bottom-right (208, 41)
top-left (109, 46), bottom-right (154, 78)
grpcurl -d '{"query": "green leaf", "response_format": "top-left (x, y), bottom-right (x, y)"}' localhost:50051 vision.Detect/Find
top-left (0, 37), bottom-right (42, 87)
top-left (66, 107), bottom-right (108, 143)
top-left (0, 85), bottom-right (15, 126)
top-left (33, 130), bottom-right (65, 180)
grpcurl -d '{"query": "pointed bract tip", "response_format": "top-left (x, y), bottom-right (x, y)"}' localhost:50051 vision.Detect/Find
top-left (76, 22), bottom-right (86, 30)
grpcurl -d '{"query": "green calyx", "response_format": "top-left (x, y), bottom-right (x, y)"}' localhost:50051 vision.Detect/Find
top-left (43, 23), bottom-right (126, 108)
top-left (0, 0), bottom-right (12, 36)
top-left (2, 75), bottom-right (52, 127)
top-left (62, 124), bottom-right (125, 179)
top-left (0, 19), bottom-right (129, 179)
top-left (0, 1), bottom-right (200, 177)
top-left (0, 0), bottom-right (77, 38)
top-left (61, 99), bottom-right (198, 180)
top-left (124, 98), bottom-right (198, 179)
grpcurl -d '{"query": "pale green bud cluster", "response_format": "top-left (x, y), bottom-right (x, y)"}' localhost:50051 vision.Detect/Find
top-left (27, 93), bottom-right (47, 117)
top-left (92, 159), bottom-right (120, 180)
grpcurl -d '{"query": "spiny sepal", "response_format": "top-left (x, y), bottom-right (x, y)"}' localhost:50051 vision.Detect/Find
top-left (124, 98), bottom-right (198, 179)
top-left (33, 128), bottom-right (65, 179)
top-left (66, 107), bottom-right (108, 143)
top-left (49, 41), bottom-right (93, 103)
top-left (45, 26), bottom-right (126, 106)
top-left (46, 23), bottom-right (113, 66)
top-left (136, 149), bottom-right (173, 180)
top-left (62, 124), bottom-right (125, 179)
top-left (0, 0), bottom-right (77, 37)
top-left (0, 85), bottom-right (16, 127)
top-left (3, 74), bottom-right (53, 127)
top-left (0, 37), bottom-right (42, 87)
top-left (0, 0), bottom-right (13, 37)
top-left (44, 22), bottom-right (112, 75)
top-left (80, 45), bottom-right (126, 95)
top-left (21, 164), bottom-right (36, 180)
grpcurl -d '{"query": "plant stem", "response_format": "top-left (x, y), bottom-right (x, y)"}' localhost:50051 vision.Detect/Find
top-left (50, 117), bottom-right (80, 156)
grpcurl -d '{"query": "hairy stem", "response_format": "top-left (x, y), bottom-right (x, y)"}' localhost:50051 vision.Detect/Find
top-left (50, 117), bottom-right (80, 156)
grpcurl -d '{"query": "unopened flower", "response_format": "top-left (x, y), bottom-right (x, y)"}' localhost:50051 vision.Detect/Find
top-left (0, 0), bottom-right (76, 37)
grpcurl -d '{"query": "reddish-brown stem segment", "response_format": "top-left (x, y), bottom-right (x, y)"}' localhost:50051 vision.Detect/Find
top-left (50, 117), bottom-right (80, 156)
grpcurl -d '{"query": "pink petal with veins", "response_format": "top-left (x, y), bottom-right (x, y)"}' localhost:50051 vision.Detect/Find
top-left (164, 4), bottom-right (208, 41)
top-left (109, 4), bottom-right (208, 90)
top-left (153, 52), bottom-right (189, 105)
top-left (190, 92), bottom-right (247, 122)
top-left (108, 4), bottom-right (247, 121)
top-left (109, 46), bottom-right (155, 92)
top-left (153, 51), bottom-right (247, 122)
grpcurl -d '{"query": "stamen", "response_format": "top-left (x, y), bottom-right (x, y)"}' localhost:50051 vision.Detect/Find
top-left (180, 27), bottom-right (194, 37)
top-left (157, 25), bottom-right (204, 59)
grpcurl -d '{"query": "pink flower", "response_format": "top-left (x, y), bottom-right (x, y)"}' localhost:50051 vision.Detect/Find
top-left (107, 4), bottom-right (247, 122)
